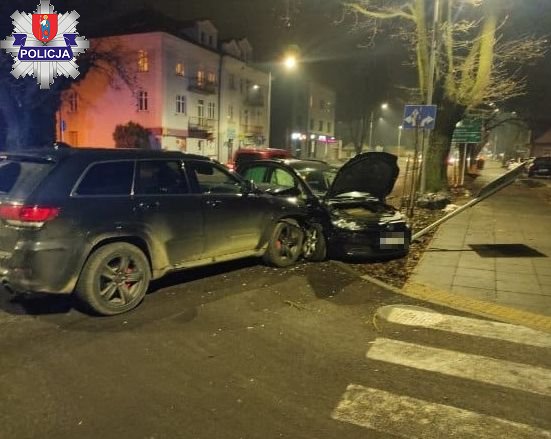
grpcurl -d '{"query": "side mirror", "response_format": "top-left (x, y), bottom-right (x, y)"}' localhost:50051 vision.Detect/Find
top-left (242, 179), bottom-right (259, 194)
top-left (270, 186), bottom-right (302, 197)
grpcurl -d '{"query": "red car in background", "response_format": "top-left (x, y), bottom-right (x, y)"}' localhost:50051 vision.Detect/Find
top-left (227, 148), bottom-right (292, 171)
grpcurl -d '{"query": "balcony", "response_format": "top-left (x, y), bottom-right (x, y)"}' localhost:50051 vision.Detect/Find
top-left (189, 117), bottom-right (216, 139)
top-left (188, 79), bottom-right (217, 95)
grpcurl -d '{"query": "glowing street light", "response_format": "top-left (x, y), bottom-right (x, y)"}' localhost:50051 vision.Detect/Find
top-left (368, 102), bottom-right (389, 150)
top-left (283, 54), bottom-right (297, 70)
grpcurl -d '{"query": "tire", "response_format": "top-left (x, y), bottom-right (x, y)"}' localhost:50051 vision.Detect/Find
top-left (303, 223), bottom-right (327, 262)
top-left (263, 219), bottom-right (304, 268)
top-left (75, 243), bottom-right (151, 315)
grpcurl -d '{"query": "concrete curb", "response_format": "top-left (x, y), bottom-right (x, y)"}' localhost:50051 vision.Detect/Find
top-left (331, 261), bottom-right (551, 334)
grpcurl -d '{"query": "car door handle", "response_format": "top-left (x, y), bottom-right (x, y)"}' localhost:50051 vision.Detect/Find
top-left (135, 201), bottom-right (160, 211)
top-left (205, 199), bottom-right (222, 208)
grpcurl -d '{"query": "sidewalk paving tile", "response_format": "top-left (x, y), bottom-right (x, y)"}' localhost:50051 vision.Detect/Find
top-left (496, 279), bottom-right (542, 295)
top-left (537, 274), bottom-right (551, 288)
top-left (455, 267), bottom-right (495, 279)
top-left (417, 252), bottom-right (461, 267)
top-left (453, 274), bottom-right (495, 290)
top-left (451, 285), bottom-right (494, 301)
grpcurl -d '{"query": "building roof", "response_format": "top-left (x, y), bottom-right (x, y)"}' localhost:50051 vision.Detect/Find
top-left (89, 8), bottom-right (217, 51)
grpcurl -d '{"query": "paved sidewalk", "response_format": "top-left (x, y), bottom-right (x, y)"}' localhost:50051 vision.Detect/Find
top-left (410, 161), bottom-right (551, 316)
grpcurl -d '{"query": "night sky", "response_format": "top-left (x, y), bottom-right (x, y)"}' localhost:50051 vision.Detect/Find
top-left (135, 0), bottom-right (551, 132)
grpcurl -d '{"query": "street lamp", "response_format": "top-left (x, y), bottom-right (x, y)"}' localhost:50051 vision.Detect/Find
top-left (283, 54), bottom-right (297, 70)
top-left (368, 102), bottom-right (388, 151)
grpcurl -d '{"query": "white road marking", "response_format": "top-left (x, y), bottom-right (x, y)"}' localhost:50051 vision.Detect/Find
top-left (367, 338), bottom-right (551, 397)
top-left (376, 305), bottom-right (551, 348)
top-left (332, 385), bottom-right (551, 439)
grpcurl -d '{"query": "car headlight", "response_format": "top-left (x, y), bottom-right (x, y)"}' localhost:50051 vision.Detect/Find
top-left (331, 218), bottom-right (364, 231)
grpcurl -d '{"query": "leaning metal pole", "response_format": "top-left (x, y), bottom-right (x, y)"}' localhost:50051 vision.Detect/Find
top-left (412, 163), bottom-right (527, 241)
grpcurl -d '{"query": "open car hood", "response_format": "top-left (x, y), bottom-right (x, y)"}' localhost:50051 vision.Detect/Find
top-left (326, 152), bottom-right (399, 200)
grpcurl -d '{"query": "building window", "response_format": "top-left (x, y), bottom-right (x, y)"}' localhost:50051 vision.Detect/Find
top-left (207, 72), bottom-right (216, 85)
top-left (68, 91), bottom-right (78, 113)
top-left (137, 50), bottom-right (149, 72)
top-left (176, 95), bottom-right (187, 114)
top-left (198, 100), bottom-right (205, 119)
top-left (201, 32), bottom-right (206, 44)
top-left (229, 74), bottom-right (236, 90)
top-left (175, 63), bottom-right (184, 76)
top-left (327, 122), bottom-right (332, 133)
top-left (208, 102), bottom-right (216, 119)
top-left (208, 35), bottom-right (213, 46)
top-left (310, 119), bottom-right (314, 130)
top-left (228, 104), bottom-right (234, 120)
top-left (320, 99), bottom-right (325, 110)
top-left (137, 90), bottom-right (149, 111)
top-left (319, 120), bottom-right (323, 131)
top-left (197, 70), bottom-right (206, 86)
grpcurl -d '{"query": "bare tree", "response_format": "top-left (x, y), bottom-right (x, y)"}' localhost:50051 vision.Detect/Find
top-left (343, 0), bottom-right (546, 191)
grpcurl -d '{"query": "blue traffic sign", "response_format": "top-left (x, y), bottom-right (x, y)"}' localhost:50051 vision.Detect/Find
top-left (402, 105), bottom-right (437, 130)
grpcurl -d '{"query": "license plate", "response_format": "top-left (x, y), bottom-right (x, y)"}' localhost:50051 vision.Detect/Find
top-left (380, 232), bottom-right (405, 246)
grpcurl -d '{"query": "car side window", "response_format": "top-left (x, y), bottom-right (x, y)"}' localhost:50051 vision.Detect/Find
top-left (135, 160), bottom-right (188, 195)
top-left (187, 161), bottom-right (242, 194)
top-left (270, 168), bottom-right (296, 189)
top-left (74, 161), bottom-right (134, 196)
top-left (241, 165), bottom-right (269, 184)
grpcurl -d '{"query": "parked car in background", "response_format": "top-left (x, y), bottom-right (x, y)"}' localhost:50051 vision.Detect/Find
top-left (237, 152), bottom-right (411, 261)
top-left (528, 156), bottom-right (551, 177)
top-left (0, 147), bottom-right (307, 315)
top-left (227, 147), bottom-right (292, 171)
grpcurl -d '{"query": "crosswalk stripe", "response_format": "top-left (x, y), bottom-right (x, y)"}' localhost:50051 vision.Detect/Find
top-left (332, 384), bottom-right (551, 439)
top-left (367, 338), bottom-right (551, 397)
top-left (376, 305), bottom-right (551, 348)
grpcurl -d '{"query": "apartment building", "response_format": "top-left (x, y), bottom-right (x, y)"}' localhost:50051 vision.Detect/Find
top-left (271, 78), bottom-right (337, 160)
top-left (59, 19), bottom-right (269, 163)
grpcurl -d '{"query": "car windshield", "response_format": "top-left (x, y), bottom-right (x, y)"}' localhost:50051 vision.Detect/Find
top-left (294, 166), bottom-right (338, 195)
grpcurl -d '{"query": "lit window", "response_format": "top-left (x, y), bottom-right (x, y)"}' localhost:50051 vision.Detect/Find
top-left (208, 102), bottom-right (216, 119)
top-left (197, 70), bottom-right (205, 86)
top-left (175, 63), bottom-right (184, 76)
top-left (137, 50), bottom-right (149, 72)
top-left (68, 91), bottom-right (78, 113)
top-left (137, 91), bottom-right (149, 111)
top-left (176, 95), bottom-right (187, 114)
top-left (207, 72), bottom-right (216, 85)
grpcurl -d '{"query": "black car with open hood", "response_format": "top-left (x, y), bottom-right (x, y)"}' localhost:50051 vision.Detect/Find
top-left (237, 152), bottom-right (410, 260)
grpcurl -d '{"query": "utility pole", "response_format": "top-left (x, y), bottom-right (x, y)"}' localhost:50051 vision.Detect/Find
top-left (368, 110), bottom-right (374, 151)
top-left (420, 0), bottom-right (441, 193)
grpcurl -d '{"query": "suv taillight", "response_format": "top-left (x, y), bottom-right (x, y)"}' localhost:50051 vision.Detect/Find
top-left (0, 204), bottom-right (60, 225)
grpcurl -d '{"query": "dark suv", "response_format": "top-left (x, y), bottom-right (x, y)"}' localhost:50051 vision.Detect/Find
top-left (0, 147), bottom-right (306, 315)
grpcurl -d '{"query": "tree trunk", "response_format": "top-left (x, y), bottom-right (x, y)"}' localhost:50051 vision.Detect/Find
top-left (425, 99), bottom-right (464, 192)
